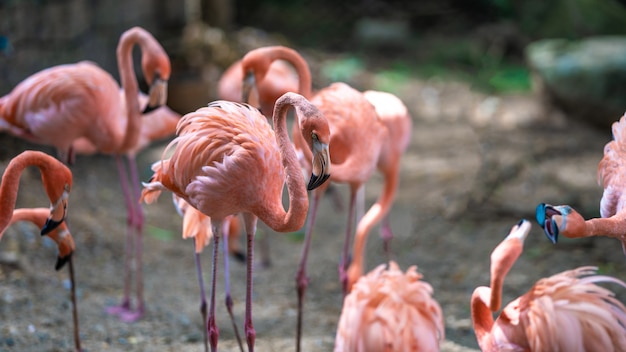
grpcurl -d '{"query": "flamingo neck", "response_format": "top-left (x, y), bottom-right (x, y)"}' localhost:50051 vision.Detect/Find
top-left (260, 98), bottom-right (309, 232)
top-left (116, 29), bottom-right (148, 152)
top-left (0, 153), bottom-right (55, 235)
top-left (349, 170), bottom-right (399, 284)
top-left (268, 47), bottom-right (312, 99)
top-left (471, 286), bottom-right (496, 351)
top-left (489, 240), bottom-right (523, 311)
top-left (585, 217), bottom-right (626, 238)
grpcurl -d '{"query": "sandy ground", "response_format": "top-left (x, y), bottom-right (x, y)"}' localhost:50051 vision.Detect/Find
top-left (1, 73), bottom-right (626, 352)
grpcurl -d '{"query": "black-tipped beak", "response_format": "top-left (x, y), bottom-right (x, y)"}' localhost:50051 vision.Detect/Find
top-left (307, 172), bottom-right (330, 191)
top-left (142, 104), bottom-right (159, 114)
top-left (535, 203), bottom-right (559, 244)
top-left (41, 218), bottom-right (63, 236)
top-left (232, 250), bottom-right (246, 263)
top-left (55, 252), bottom-right (72, 271)
top-left (143, 76), bottom-right (168, 114)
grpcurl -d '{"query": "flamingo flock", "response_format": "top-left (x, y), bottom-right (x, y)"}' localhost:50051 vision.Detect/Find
top-left (1, 25), bottom-right (626, 352)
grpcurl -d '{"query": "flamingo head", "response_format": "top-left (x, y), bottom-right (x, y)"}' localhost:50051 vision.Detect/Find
top-left (293, 98), bottom-right (331, 190)
top-left (41, 164), bottom-right (72, 236)
top-left (536, 203), bottom-right (585, 243)
top-left (141, 49), bottom-right (171, 114)
top-left (45, 222), bottom-right (76, 271)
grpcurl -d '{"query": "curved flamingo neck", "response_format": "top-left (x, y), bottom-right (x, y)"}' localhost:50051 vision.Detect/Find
top-left (255, 46), bottom-right (313, 99)
top-left (489, 240), bottom-right (523, 311)
top-left (259, 96), bottom-right (309, 232)
top-left (0, 152), bottom-right (58, 235)
top-left (471, 286), bottom-right (496, 351)
top-left (349, 170), bottom-right (400, 282)
top-left (116, 28), bottom-right (151, 152)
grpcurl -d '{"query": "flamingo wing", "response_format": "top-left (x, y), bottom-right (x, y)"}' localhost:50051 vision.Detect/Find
top-left (598, 114), bottom-right (626, 218)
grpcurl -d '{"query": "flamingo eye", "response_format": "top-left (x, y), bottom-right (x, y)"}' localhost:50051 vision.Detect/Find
top-left (311, 132), bottom-right (318, 141)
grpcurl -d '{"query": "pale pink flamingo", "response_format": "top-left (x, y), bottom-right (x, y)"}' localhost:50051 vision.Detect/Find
top-left (472, 219), bottom-right (626, 351)
top-left (140, 92), bottom-right (331, 352)
top-left (335, 261), bottom-right (444, 352)
top-left (172, 195), bottom-right (244, 352)
top-left (6, 208), bottom-right (81, 351)
top-left (536, 113), bottom-right (626, 253)
top-left (0, 151), bottom-right (75, 349)
top-left (240, 46), bottom-right (391, 351)
top-left (0, 27), bottom-right (172, 321)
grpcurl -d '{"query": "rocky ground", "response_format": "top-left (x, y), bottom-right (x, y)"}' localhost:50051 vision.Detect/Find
top-left (1, 67), bottom-right (626, 352)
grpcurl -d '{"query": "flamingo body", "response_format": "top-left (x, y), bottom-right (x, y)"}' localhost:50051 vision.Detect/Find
top-left (472, 220), bottom-right (626, 352)
top-left (335, 261), bottom-right (444, 352)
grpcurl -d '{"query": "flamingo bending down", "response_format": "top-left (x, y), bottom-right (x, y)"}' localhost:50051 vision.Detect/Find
top-left (0, 27), bottom-right (172, 321)
top-left (5, 208), bottom-right (81, 351)
top-left (240, 46), bottom-right (392, 352)
top-left (536, 114), bottom-right (626, 253)
top-left (140, 92), bottom-right (331, 352)
top-left (172, 195), bottom-right (244, 352)
top-left (335, 261), bottom-right (444, 352)
top-left (0, 151), bottom-right (75, 349)
top-left (472, 219), bottom-right (626, 351)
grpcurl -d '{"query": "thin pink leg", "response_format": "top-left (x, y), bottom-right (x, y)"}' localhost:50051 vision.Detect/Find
top-left (340, 187), bottom-right (359, 296)
top-left (295, 191), bottom-right (321, 352)
top-left (242, 214), bottom-right (257, 352)
top-left (380, 215), bottom-right (393, 261)
top-left (126, 155), bottom-right (144, 321)
top-left (222, 220), bottom-right (244, 352)
top-left (208, 221), bottom-right (221, 352)
top-left (106, 156), bottom-right (134, 316)
top-left (193, 242), bottom-right (209, 352)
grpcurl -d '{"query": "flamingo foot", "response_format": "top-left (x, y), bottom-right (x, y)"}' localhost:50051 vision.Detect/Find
top-left (105, 302), bottom-right (144, 322)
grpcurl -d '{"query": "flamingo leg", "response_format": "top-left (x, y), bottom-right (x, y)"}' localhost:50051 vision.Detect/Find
top-left (106, 156), bottom-right (135, 316)
top-left (340, 186), bottom-right (359, 296)
top-left (126, 155), bottom-right (145, 320)
top-left (208, 221), bottom-right (221, 352)
top-left (193, 242), bottom-right (209, 352)
top-left (295, 190), bottom-right (321, 352)
top-left (380, 215), bottom-right (393, 261)
top-left (68, 256), bottom-right (82, 352)
top-left (222, 220), bottom-right (245, 352)
top-left (242, 213), bottom-right (257, 352)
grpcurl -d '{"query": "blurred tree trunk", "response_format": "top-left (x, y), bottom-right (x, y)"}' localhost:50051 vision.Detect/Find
top-left (203, 0), bottom-right (233, 30)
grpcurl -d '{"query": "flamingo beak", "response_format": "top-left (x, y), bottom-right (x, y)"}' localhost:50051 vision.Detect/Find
top-left (143, 73), bottom-right (168, 114)
top-left (55, 252), bottom-right (72, 271)
top-left (242, 71), bottom-right (256, 103)
top-left (307, 141), bottom-right (330, 190)
top-left (42, 190), bottom-right (69, 235)
top-left (535, 203), bottom-right (560, 244)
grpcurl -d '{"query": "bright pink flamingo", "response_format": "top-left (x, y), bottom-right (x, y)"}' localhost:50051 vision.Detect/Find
top-left (240, 46), bottom-right (390, 351)
top-left (140, 92), bottom-right (331, 352)
top-left (335, 261), bottom-right (444, 352)
top-left (536, 113), bottom-right (626, 253)
top-left (172, 195), bottom-right (244, 352)
top-left (0, 151), bottom-right (75, 349)
top-left (0, 27), bottom-right (172, 321)
top-left (6, 208), bottom-right (81, 351)
top-left (472, 219), bottom-right (626, 351)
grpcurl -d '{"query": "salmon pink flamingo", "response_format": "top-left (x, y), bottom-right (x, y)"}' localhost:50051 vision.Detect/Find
top-left (536, 113), bottom-right (626, 253)
top-left (241, 46), bottom-right (393, 351)
top-left (172, 195), bottom-right (244, 352)
top-left (6, 208), bottom-right (81, 352)
top-left (335, 261), bottom-right (444, 352)
top-left (140, 92), bottom-right (331, 352)
top-left (0, 27), bottom-right (172, 321)
top-left (472, 219), bottom-right (626, 351)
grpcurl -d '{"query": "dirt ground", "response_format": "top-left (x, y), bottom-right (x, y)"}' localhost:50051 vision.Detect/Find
top-left (2, 72), bottom-right (626, 352)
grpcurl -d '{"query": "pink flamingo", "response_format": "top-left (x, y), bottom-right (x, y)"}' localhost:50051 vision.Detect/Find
top-left (241, 46), bottom-right (396, 351)
top-left (536, 113), bottom-right (626, 253)
top-left (335, 261), bottom-right (444, 352)
top-left (172, 195), bottom-right (244, 352)
top-left (472, 219), bottom-right (626, 351)
top-left (5, 208), bottom-right (81, 351)
top-left (0, 151), bottom-right (76, 349)
top-left (0, 27), bottom-right (172, 321)
top-left (140, 92), bottom-right (331, 352)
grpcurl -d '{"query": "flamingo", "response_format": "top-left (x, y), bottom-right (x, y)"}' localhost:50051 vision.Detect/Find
top-left (335, 261), bottom-right (443, 352)
top-left (0, 151), bottom-right (75, 349)
top-left (5, 208), bottom-right (81, 351)
top-left (240, 46), bottom-right (394, 351)
top-left (536, 114), bottom-right (626, 253)
top-left (472, 219), bottom-right (626, 351)
top-left (0, 27), bottom-right (172, 321)
top-left (172, 195), bottom-right (244, 352)
top-left (140, 92), bottom-right (331, 352)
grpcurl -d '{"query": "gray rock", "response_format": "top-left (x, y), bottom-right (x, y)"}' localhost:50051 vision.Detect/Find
top-left (526, 36), bottom-right (626, 128)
